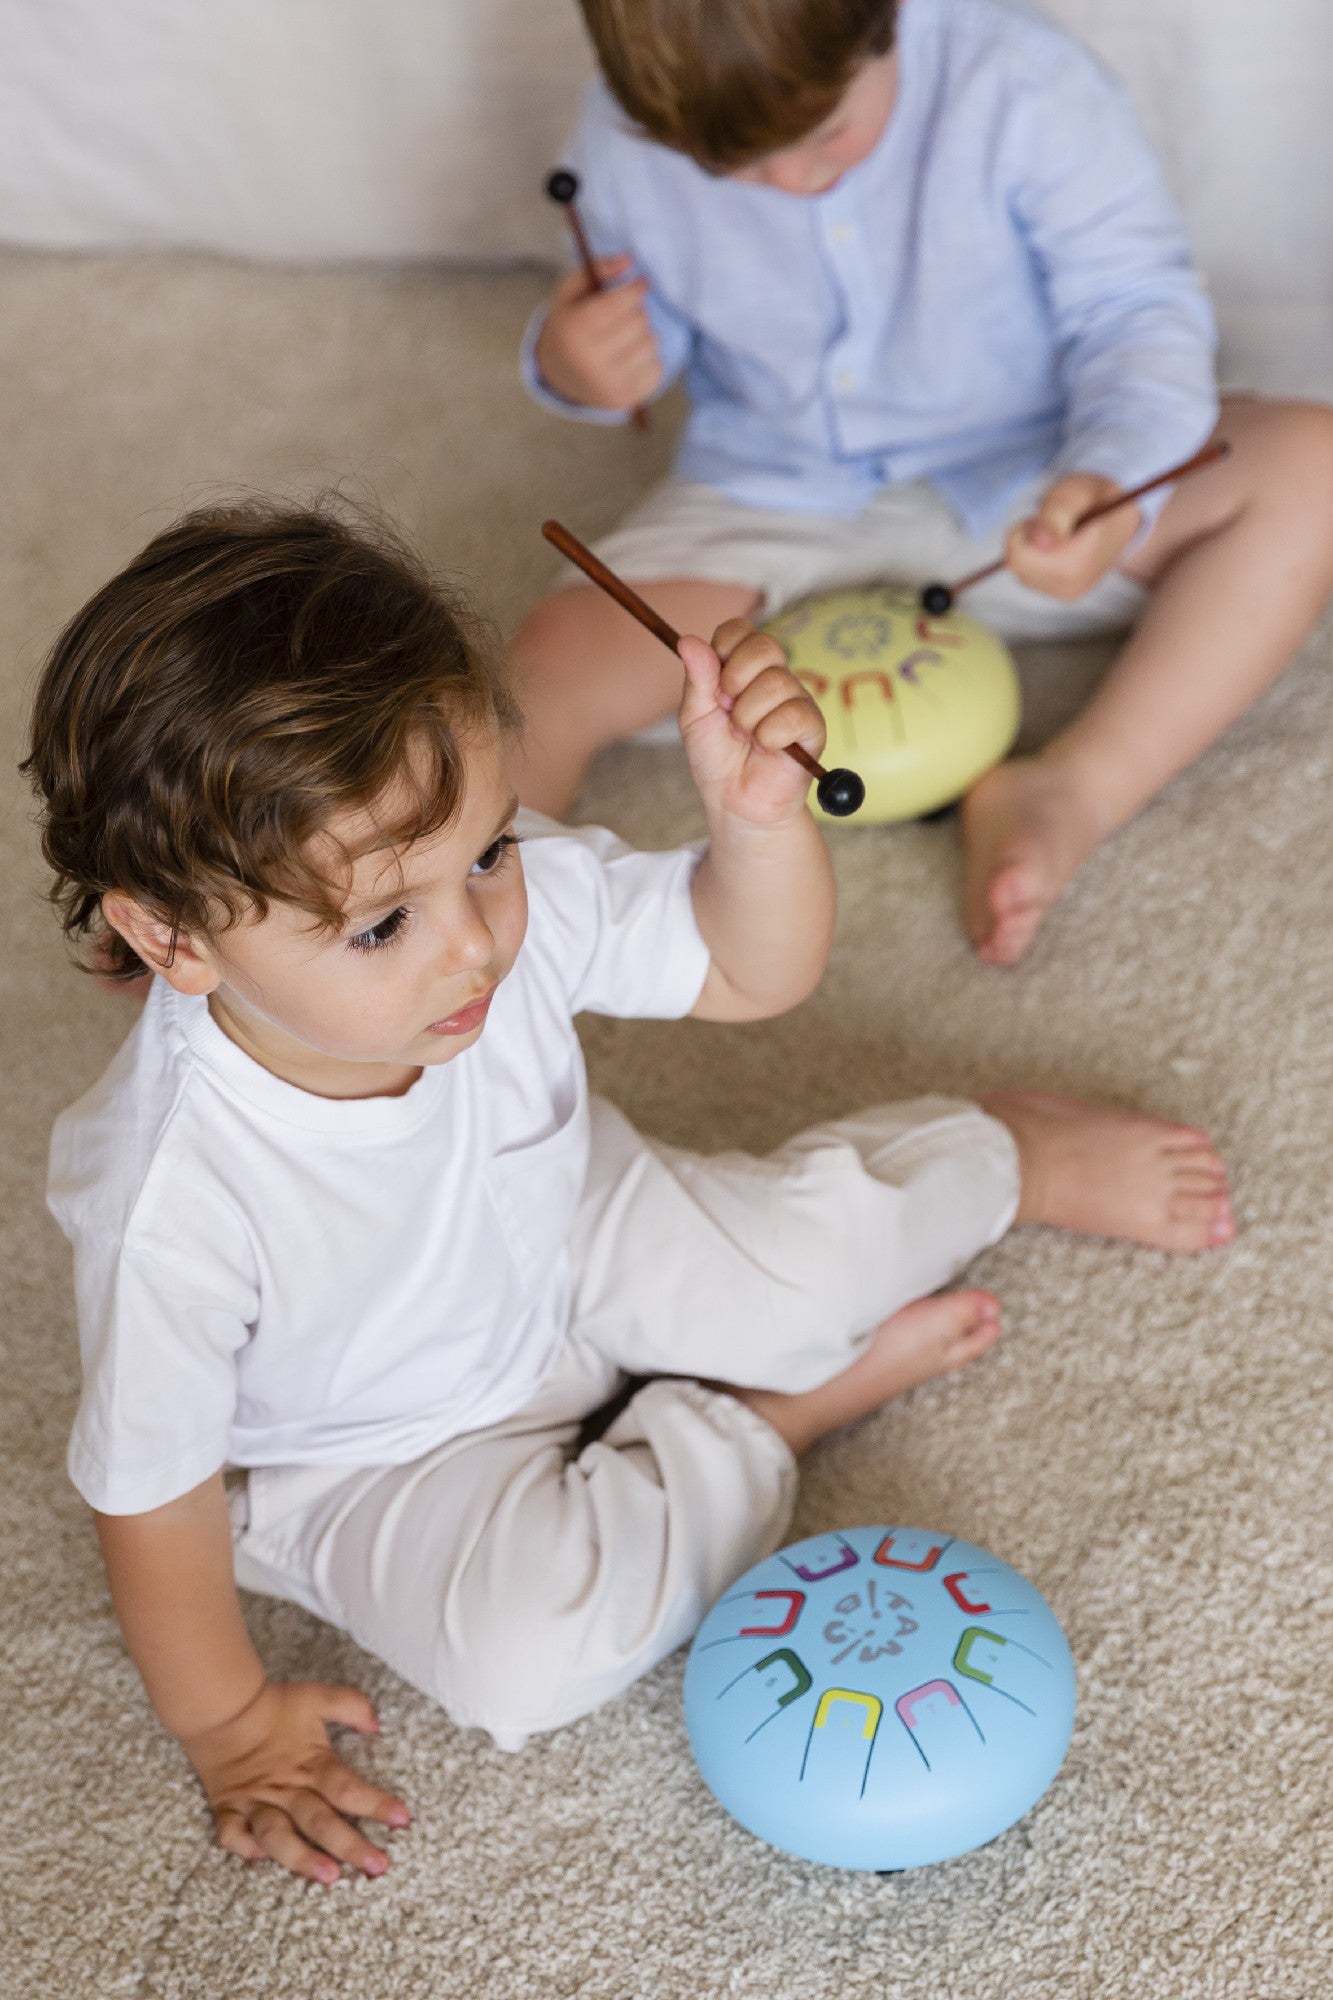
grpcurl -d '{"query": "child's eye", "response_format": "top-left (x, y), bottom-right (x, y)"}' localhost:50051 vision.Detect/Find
top-left (472, 832), bottom-right (519, 877)
top-left (347, 905), bottom-right (409, 954)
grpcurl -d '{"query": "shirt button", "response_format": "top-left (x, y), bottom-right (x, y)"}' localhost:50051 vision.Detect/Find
top-left (830, 222), bottom-right (853, 245)
top-left (836, 368), bottom-right (857, 391)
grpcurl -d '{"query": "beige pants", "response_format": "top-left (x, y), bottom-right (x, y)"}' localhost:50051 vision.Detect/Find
top-left (230, 1095), bottom-right (1019, 1747)
top-left (579, 474), bottom-right (1148, 644)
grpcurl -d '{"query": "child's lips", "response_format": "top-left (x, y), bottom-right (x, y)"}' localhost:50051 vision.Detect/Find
top-left (427, 988), bottom-right (495, 1036)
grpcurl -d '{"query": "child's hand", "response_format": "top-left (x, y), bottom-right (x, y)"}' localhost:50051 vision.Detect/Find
top-left (533, 256), bottom-right (663, 413)
top-left (677, 618), bottom-right (826, 828)
top-left (181, 1678), bottom-right (410, 1885)
top-left (1005, 472), bottom-right (1140, 599)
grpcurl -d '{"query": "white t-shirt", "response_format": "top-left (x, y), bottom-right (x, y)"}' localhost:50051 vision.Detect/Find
top-left (48, 817), bottom-right (710, 1516)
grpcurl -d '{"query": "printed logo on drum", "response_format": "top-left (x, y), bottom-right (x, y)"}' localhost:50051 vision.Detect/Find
top-left (821, 1578), bottom-right (919, 1668)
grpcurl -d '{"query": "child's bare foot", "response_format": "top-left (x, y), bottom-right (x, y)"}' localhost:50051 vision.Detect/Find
top-left (960, 758), bottom-right (1110, 966)
top-left (981, 1087), bottom-right (1234, 1253)
top-left (730, 1290), bottom-right (1000, 1458)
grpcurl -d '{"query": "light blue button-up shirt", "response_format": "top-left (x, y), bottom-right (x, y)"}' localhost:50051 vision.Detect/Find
top-left (523, 0), bottom-right (1218, 537)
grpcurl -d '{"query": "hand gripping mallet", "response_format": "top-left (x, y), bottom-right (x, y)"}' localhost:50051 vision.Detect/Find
top-left (545, 168), bottom-right (651, 435)
top-left (919, 440), bottom-right (1232, 615)
top-left (541, 520), bottom-right (866, 817)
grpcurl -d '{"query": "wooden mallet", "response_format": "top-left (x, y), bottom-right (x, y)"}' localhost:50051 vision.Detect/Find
top-left (541, 520), bottom-right (866, 818)
top-left (545, 168), bottom-right (650, 435)
top-left (919, 439), bottom-right (1232, 615)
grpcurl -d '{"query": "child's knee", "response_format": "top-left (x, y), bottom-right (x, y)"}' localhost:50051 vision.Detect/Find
top-left (437, 1574), bottom-right (669, 1749)
top-left (1261, 404), bottom-right (1333, 555)
top-left (511, 583), bottom-right (668, 736)
top-left (1240, 399), bottom-right (1333, 502)
top-left (511, 584), bottom-right (595, 669)
top-left (442, 1630), bottom-right (581, 1749)
top-left (1293, 403), bottom-right (1333, 510)
top-left (432, 1402), bottom-right (791, 1744)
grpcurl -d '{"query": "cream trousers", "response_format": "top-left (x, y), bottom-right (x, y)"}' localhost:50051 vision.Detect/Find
top-left (230, 1095), bottom-right (1019, 1747)
top-left (577, 474), bottom-right (1148, 644)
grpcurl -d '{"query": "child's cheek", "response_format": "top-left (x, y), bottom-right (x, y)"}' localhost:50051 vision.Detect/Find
top-left (498, 876), bottom-right (530, 974)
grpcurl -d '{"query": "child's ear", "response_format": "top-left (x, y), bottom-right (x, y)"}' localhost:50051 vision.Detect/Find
top-left (100, 892), bottom-right (221, 996)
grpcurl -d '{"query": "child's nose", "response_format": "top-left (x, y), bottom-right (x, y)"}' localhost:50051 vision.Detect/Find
top-left (442, 897), bottom-right (495, 972)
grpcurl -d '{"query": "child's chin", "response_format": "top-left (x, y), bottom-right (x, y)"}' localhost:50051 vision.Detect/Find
top-left (417, 1021), bottom-right (486, 1060)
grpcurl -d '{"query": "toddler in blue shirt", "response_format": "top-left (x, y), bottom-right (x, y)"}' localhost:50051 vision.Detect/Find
top-left (514, 0), bottom-right (1333, 965)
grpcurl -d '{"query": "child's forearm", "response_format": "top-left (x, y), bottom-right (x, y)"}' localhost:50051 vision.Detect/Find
top-left (95, 1471), bottom-right (266, 1741)
top-left (690, 805), bottom-right (836, 1021)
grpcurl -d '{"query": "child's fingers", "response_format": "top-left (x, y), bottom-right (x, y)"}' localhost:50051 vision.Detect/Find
top-left (615, 358), bottom-right (665, 407)
top-left (214, 1806), bottom-right (264, 1864)
top-left (580, 277), bottom-right (651, 330)
top-left (596, 324), bottom-right (663, 393)
top-left (549, 267), bottom-right (602, 312)
top-left (548, 267), bottom-right (591, 310)
top-left (600, 361), bottom-right (663, 411)
top-left (247, 1799), bottom-right (344, 1886)
top-left (549, 255), bottom-right (634, 308)
top-left (598, 313), bottom-right (659, 367)
top-left (709, 616), bottom-right (759, 662)
top-left (1006, 532), bottom-right (1102, 599)
top-left (711, 622), bottom-right (784, 681)
top-left (730, 671), bottom-right (827, 759)
top-left (1008, 491), bottom-right (1138, 598)
top-left (286, 1787), bottom-right (390, 1878)
top-left (677, 632), bottom-right (735, 738)
top-left (312, 1682), bottom-right (381, 1734)
top-left (676, 632), bottom-right (723, 706)
top-left (751, 694), bottom-right (827, 761)
top-left (1028, 472), bottom-right (1121, 548)
top-left (318, 1752), bottom-right (411, 1830)
top-left (717, 635), bottom-right (822, 743)
top-left (547, 277), bottom-right (648, 368)
top-left (590, 252), bottom-right (635, 286)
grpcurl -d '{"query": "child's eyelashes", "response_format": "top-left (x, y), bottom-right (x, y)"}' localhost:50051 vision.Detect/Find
top-left (345, 836), bottom-right (519, 953)
top-left (472, 832), bottom-right (520, 877)
top-left (347, 905), bottom-right (409, 954)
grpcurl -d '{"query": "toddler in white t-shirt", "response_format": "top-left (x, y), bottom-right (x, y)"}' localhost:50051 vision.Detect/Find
top-left (25, 502), bottom-right (1232, 1886)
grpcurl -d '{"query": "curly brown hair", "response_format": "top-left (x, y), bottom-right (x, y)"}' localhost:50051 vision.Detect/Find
top-left (578, 0), bottom-right (898, 169)
top-left (21, 500), bottom-right (520, 983)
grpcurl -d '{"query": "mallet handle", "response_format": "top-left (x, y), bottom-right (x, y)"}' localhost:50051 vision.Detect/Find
top-left (542, 519), bottom-right (829, 788)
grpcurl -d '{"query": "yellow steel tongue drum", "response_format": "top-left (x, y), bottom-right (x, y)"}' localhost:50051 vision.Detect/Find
top-left (764, 586), bottom-right (1020, 825)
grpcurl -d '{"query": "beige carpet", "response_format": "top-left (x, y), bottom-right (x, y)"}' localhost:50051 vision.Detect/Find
top-left (1, 251), bottom-right (1329, 1999)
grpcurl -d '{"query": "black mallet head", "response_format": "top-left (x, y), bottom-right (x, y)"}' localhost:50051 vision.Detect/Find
top-left (545, 168), bottom-right (579, 205)
top-left (920, 581), bottom-right (953, 616)
top-left (816, 767), bottom-right (866, 818)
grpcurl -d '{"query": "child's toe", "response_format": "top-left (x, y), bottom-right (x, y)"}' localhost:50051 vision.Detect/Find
top-left (1162, 1125), bottom-right (1224, 1161)
top-left (1166, 1187), bottom-right (1233, 1251)
top-left (1171, 1164), bottom-right (1231, 1193)
top-left (943, 1316), bottom-right (1002, 1370)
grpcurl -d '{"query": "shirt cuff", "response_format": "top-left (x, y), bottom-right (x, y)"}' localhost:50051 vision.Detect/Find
top-left (68, 1428), bottom-right (228, 1516)
top-left (519, 304), bottom-right (630, 426)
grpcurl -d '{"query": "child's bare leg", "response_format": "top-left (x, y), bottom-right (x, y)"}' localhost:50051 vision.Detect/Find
top-left (981, 1087), bottom-right (1234, 1252)
top-left (963, 398), bottom-right (1333, 965)
top-left (731, 1290), bottom-right (1001, 1458)
top-left (509, 577), bottom-right (759, 815)
top-left (728, 1087), bottom-right (1232, 1455)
